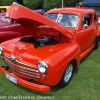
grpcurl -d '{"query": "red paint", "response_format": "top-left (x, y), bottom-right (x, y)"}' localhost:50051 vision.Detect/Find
top-left (0, 12), bottom-right (31, 43)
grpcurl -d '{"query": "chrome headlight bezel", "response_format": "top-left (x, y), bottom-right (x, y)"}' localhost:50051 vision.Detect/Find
top-left (37, 61), bottom-right (48, 73)
top-left (0, 47), bottom-right (3, 55)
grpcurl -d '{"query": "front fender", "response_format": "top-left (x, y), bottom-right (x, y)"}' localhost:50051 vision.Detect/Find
top-left (39, 43), bottom-right (80, 86)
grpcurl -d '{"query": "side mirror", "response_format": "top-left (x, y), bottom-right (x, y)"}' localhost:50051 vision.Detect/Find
top-left (83, 24), bottom-right (88, 28)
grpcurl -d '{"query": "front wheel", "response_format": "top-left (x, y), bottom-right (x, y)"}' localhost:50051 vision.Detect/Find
top-left (58, 61), bottom-right (75, 87)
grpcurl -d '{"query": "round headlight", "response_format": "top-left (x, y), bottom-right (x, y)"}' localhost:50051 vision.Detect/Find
top-left (0, 47), bottom-right (3, 55)
top-left (37, 61), bottom-right (48, 73)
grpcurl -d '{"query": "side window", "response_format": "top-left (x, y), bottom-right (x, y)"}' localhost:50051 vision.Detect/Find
top-left (82, 14), bottom-right (92, 27)
top-left (94, 14), bottom-right (97, 24)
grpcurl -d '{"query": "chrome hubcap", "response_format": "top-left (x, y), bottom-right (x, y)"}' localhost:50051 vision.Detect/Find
top-left (64, 64), bottom-right (73, 83)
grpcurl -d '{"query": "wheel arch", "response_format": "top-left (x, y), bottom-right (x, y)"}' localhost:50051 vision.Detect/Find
top-left (71, 59), bottom-right (79, 72)
top-left (58, 59), bottom-right (78, 87)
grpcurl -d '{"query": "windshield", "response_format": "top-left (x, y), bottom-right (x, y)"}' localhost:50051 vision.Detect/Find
top-left (46, 13), bottom-right (79, 28)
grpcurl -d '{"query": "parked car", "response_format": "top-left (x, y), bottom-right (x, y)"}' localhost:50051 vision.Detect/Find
top-left (0, 4), bottom-right (100, 92)
top-left (0, 12), bottom-right (31, 43)
top-left (34, 9), bottom-right (46, 15)
top-left (33, 10), bottom-right (44, 15)
top-left (0, 6), bottom-right (9, 13)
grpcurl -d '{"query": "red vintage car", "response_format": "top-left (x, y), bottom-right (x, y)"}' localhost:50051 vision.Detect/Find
top-left (0, 12), bottom-right (31, 43)
top-left (0, 4), bottom-right (100, 92)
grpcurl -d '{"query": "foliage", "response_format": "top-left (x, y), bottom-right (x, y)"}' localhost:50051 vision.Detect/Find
top-left (23, 0), bottom-right (44, 9)
top-left (0, 0), bottom-right (16, 6)
top-left (43, 0), bottom-right (62, 10)
top-left (16, 0), bottom-right (23, 5)
top-left (65, 0), bottom-right (82, 7)
top-left (0, 1), bottom-right (3, 6)
top-left (43, 0), bottom-right (82, 10)
top-left (0, 0), bottom-right (82, 9)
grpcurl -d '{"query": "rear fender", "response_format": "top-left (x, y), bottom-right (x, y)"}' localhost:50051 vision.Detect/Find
top-left (97, 26), bottom-right (100, 36)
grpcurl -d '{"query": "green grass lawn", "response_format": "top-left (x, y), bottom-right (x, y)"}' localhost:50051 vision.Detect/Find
top-left (0, 47), bottom-right (100, 100)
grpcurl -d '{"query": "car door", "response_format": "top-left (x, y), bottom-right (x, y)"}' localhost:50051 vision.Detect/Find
top-left (84, 14), bottom-right (97, 49)
top-left (82, 13), bottom-right (97, 49)
top-left (76, 13), bottom-right (97, 55)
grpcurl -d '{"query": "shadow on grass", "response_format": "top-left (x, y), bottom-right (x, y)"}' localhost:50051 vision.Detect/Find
top-left (15, 83), bottom-right (61, 94)
top-left (7, 79), bottom-right (62, 95)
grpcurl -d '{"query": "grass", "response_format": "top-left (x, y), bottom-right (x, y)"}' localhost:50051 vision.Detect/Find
top-left (0, 47), bottom-right (100, 100)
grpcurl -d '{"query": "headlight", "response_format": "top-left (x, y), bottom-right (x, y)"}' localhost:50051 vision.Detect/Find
top-left (0, 47), bottom-right (3, 55)
top-left (37, 61), bottom-right (48, 73)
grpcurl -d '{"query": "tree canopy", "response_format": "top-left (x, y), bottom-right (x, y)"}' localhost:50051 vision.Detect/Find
top-left (0, 0), bottom-right (82, 10)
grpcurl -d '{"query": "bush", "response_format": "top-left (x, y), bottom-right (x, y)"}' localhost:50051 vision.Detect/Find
top-left (23, 0), bottom-right (44, 9)
top-left (0, 0), bottom-right (16, 6)
top-left (43, 0), bottom-right (82, 10)
top-left (0, 0), bottom-right (82, 10)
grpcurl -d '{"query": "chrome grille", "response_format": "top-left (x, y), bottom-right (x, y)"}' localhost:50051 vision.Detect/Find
top-left (4, 57), bottom-right (40, 78)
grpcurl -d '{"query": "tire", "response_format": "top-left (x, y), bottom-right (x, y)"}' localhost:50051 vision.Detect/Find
top-left (58, 61), bottom-right (75, 87)
top-left (95, 36), bottom-right (100, 49)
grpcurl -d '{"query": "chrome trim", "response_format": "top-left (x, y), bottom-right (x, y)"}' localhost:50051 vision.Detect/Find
top-left (4, 58), bottom-right (40, 78)
top-left (38, 61), bottom-right (48, 73)
top-left (0, 47), bottom-right (3, 55)
top-left (4, 54), bottom-right (37, 68)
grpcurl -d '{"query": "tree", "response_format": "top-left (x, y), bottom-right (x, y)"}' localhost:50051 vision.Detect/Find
top-left (43, 0), bottom-right (61, 10)
top-left (0, 0), bottom-right (82, 10)
top-left (43, 0), bottom-right (82, 10)
top-left (65, 0), bottom-right (82, 7)
top-left (16, 0), bottom-right (23, 5)
top-left (0, 0), bottom-right (17, 6)
top-left (23, 0), bottom-right (44, 9)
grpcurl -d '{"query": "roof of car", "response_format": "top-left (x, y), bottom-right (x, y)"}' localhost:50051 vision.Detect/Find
top-left (46, 7), bottom-right (95, 16)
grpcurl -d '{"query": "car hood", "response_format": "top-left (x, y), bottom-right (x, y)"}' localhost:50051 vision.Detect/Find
top-left (6, 3), bottom-right (76, 41)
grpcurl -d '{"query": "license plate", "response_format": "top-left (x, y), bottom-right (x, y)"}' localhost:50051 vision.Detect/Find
top-left (5, 74), bottom-right (17, 84)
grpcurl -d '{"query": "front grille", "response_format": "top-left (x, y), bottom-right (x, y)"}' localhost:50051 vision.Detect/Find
top-left (4, 57), bottom-right (40, 78)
